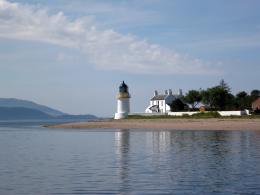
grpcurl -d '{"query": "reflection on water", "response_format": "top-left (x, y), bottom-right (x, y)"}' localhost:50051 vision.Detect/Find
top-left (1, 125), bottom-right (260, 194)
top-left (115, 130), bottom-right (130, 193)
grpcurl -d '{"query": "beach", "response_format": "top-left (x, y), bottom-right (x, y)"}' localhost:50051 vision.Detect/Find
top-left (47, 118), bottom-right (260, 131)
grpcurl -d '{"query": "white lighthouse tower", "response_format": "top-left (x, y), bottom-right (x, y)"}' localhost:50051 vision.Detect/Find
top-left (114, 81), bottom-right (131, 119)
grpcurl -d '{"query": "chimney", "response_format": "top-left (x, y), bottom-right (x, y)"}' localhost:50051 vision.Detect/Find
top-left (178, 89), bottom-right (183, 96)
top-left (169, 89), bottom-right (172, 95)
top-left (154, 90), bottom-right (158, 96)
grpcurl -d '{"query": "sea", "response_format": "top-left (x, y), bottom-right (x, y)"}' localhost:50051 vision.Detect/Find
top-left (1, 120), bottom-right (260, 195)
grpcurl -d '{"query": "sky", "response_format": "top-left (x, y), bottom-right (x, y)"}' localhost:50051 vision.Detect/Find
top-left (0, 0), bottom-right (259, 117)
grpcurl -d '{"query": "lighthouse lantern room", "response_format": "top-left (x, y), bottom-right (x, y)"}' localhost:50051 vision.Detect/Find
top-left (114, 81), bottom-right (131, 119)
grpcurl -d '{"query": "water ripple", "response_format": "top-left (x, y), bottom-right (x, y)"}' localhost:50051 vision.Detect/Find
top-left (1, 127), bottom-right (260, 194)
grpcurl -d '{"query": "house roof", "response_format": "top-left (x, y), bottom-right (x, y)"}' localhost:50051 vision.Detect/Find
top-left (187, 102), bottom-right (209, 109)
top-left (252, 97), bottom-right (260, 109)
top-left (252, 97), bottom-right (260, 103)
top-left (149, 105), bottom-right (159, 111)
top-left (150, 95), bottom-right (168, 101)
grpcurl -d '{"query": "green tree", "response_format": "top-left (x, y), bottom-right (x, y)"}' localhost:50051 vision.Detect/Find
top-left (225, 93), bottom-right (236, 110)
top-left (201, 90), bottom-right (210, 106)
top-left (170, 99), bottom-right (186, 111)
top-left (185, 90), bottom-right (202, 110)
top-left (250, 90), bottom-right (260, 101)
top-left (202, 86), bottom-right (233, 110)
top-left (235, 91), bottom-right (250, 110)
top-left (210, 86), bottom-right (228, 110)
top-left (200, 80), bottom-right (235, 110)
top-left (219, 79), bottom-right (231, 92)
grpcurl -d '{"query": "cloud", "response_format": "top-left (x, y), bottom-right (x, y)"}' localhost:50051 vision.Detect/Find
top-left (0, 0), bottom-right (217, 75)
top-left (55, 0), bottom-right (164, 30)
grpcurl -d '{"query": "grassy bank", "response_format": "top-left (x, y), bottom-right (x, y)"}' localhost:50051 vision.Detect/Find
top-left (127, 112), bottom-right (260, 119)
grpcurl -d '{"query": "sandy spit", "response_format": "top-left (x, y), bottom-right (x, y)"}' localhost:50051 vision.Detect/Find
top-left (46, 118), bottom-right (260, 131)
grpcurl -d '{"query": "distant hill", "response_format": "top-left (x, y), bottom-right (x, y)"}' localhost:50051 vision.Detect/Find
top-left (0, 107), bottom-right (53, 120)
top-left (0, 98), bottom-right (98, 120)
top-left (0, 98), bottom-right (65, 116)
top-left (0, 107), bottom-right (98, 120)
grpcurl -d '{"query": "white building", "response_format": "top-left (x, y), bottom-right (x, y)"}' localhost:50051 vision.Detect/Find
top-left (145, 89), bottom-right (182, 113)
top-left (114, 81), bottom-right (131, 119)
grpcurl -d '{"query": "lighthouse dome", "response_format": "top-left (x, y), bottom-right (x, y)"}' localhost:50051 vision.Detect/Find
top-left (119, 81), bottom-right (128, 93)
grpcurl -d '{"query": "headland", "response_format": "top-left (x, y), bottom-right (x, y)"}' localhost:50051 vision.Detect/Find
top-left (47, 118), bottom-right (260, 131)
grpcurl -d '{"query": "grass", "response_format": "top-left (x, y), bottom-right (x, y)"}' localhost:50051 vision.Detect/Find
top-left (127, 112), bottom-right (260, 120)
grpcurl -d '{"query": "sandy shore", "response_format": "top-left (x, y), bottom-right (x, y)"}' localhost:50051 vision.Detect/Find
top-left (47, 118), bottom-right (260, 131)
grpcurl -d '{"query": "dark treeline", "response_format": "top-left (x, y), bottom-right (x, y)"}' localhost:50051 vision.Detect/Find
top-left (172, 80), bottom-right (259, 111)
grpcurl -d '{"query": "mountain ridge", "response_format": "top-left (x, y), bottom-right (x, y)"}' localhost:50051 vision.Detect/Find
top-left (0, 107), bottom-right (53, 120)
top-left (0, 98), bottom-right (97, 120)
top-left (0, 98), bottom-right (66, 116)
top-left (0, 107), bottom-right (97, 120)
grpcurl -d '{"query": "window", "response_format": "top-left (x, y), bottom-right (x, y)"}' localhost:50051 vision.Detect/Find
top-left (161, 101), bottom-right (163, 106)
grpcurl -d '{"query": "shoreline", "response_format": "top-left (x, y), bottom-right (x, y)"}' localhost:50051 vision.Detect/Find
top-left (46, 118), bottom-right (260, 131)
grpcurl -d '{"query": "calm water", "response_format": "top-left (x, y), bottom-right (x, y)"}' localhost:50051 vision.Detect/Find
top-left (1, 122), bottom-right (260, 194)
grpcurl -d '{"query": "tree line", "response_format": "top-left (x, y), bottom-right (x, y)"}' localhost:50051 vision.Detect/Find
top-left (171, 80), bottom-right (260, 111)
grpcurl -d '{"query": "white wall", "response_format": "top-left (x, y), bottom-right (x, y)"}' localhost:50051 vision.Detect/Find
top-left (130, 112), bottom-right (166, 116)
top-left (168, 110), bottom-right (248, 116)
top-left (217, 111), bottom-right (247, 116)
top-left (168, 111), bottom-right (198, 116)
top-left (117, 98), bottom-right (130, 113)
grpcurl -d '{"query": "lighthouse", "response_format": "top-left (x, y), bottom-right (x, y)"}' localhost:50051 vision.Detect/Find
top-left (114, 81), bottom-right (131, 119)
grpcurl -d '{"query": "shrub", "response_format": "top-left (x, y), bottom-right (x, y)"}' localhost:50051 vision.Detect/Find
top-left (191, 111), bottom-right (221, 118)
